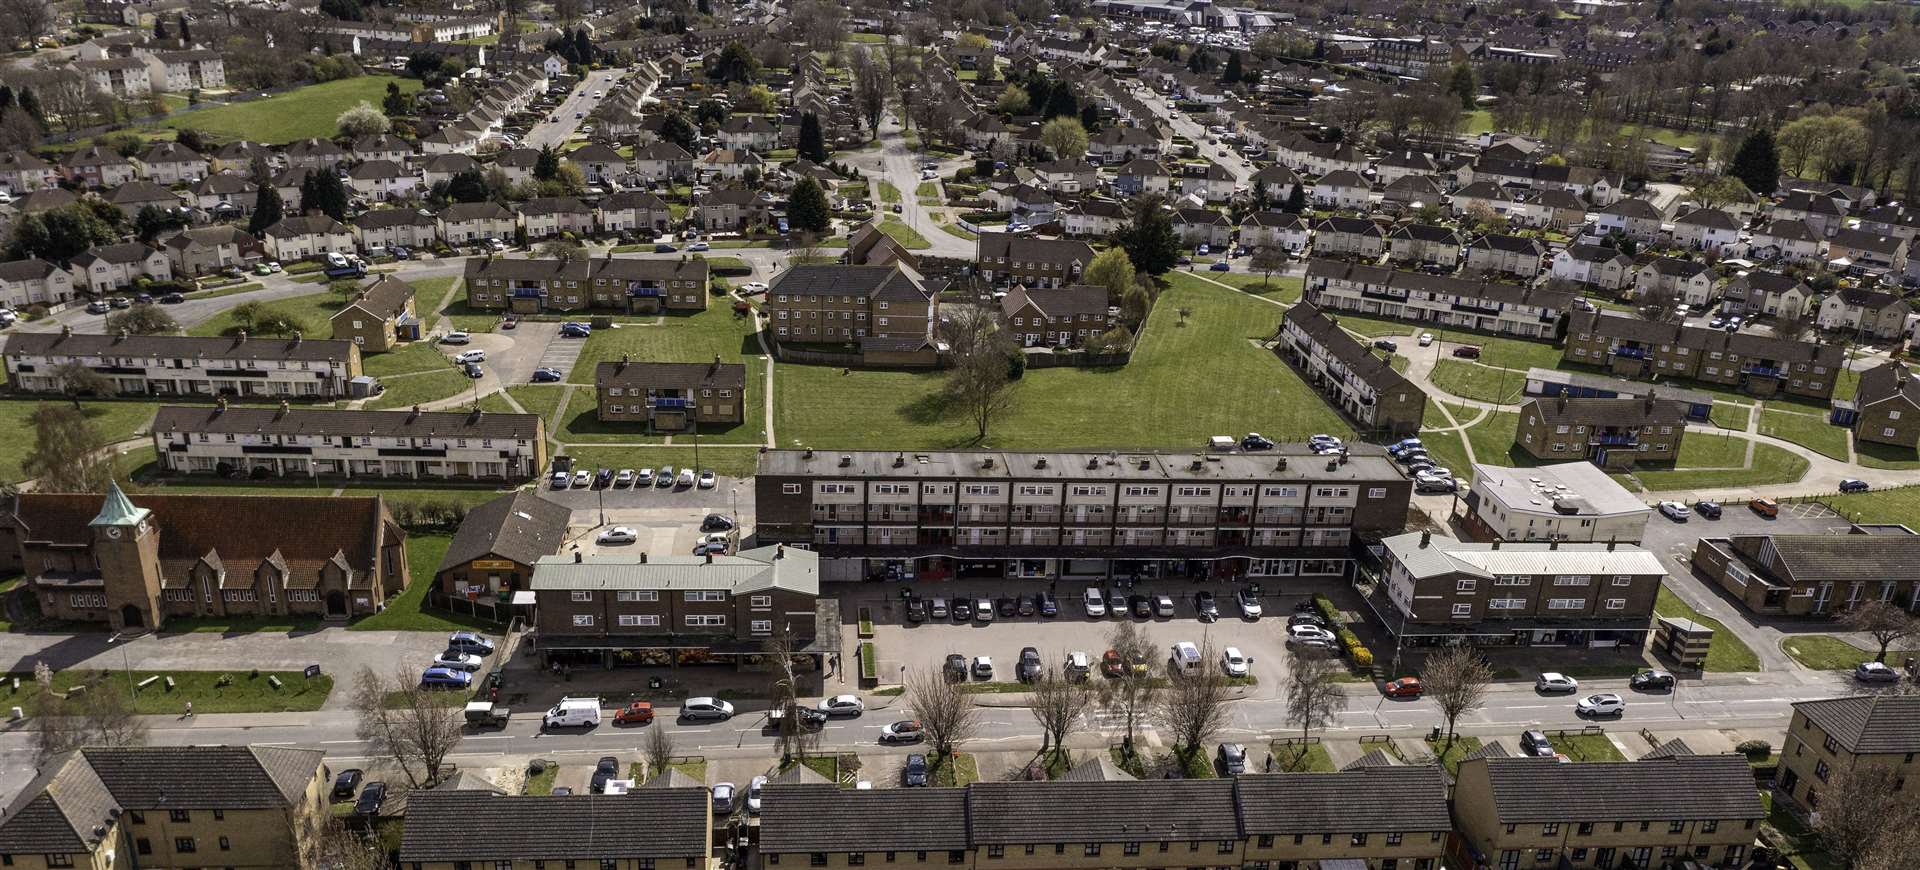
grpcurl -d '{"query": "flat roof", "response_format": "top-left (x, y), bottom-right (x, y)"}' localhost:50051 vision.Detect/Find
top-left (1470, 462), bottom-right (1651, 519)
top-left (1524, 367), bottom-right (1714, 408)
top-left (756, 447), bottom-right (1404, 483)
top-left (1382, 531), bottom-right (1665, 580)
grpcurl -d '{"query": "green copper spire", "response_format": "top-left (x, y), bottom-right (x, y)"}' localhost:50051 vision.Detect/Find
top-left (88, 481), bottom-right (151, 528)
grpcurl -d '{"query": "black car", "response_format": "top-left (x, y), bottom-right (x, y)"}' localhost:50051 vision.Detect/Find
top-left (944, 654), bottom-right (968, 681)
top-left (1194, 591), bottom-right (1219, 621)
top-left (331, 768), bottom-right (363, 800)
top-left (463, 362), bottom-right (484, 378)
top-left (1840, 479), bottom-right (1870, 493)
top-left (1630, 669), bottom-right (1676, 691)
top-left (1036, 592), bottom-right (1058, 617)
top-left (905, 597), bottom-right (927, 622)
top-left (133, 293), bottom-right (154, 304)
top-left (951, 598), bottom-right (973, 621)
top-left (996, 597), bottom-right (1018, 618)
top-left (1288, 612), bottom-right (1326, 628)
top-left (1017, 647), bottom-right (1042, 682)
top-left (1129, 594), bottom-right (1152, 618)
top-left (701, 514), bottom-right (737, 532)
top-left (590, 756), bottom-right (619, 793)
top-left (1241, 434), bottom-right (1275, 451)
top-left (1372, 339), bottom-right (1398, 352)
top-left (594, 468), bottom-right (614, 488)
top-left (903, 753), bottom-right (929, 787)
top-left (158, 293), bottom-right (186, 304)
top-left (353, 781), bottom-right (387, 816)
top-left (1693, 500), bottom-right (1722, 519)
top-left (1016, 596), bottom-right (1036, 617)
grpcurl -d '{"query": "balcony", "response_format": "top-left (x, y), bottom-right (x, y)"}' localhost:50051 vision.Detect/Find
top-left (1450, 301), bottom-right (1502, 317)
top-left (627, 283), bottom-right (663, 297)
top-left (1742, 365), bottom-right (1785, 379)
top-left (648, 397), bottom-right (690, 408)
top-left (511, 286), bottom-right (545, 298)
top-left (1589, 433), bottom-right (1636, 447)
top-left (1612, 345), bottom-right (1647, 360)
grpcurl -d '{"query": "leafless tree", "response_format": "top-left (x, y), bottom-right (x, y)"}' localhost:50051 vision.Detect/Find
top-left (23, 403), bottom-right (112, 494)
top-left (49, 362), bottom-right (113, 410)
top-left (1636, 283), bottom-right (1681, 323)
top-left (1770, 311), bottom-right (1817, 343)
top-left (350, 666), bottom-right (465, 788)
top-left (1857, 821), bottom-right (1920, 870)
top-left (904, 665), bottom-right (981, 761)
top-left (1027, 662), bottom-right (1095, 760)
top-left (28, 664), bottom-right (148, 764)
top-left (1250, 246), bottom-right (1287, 289)
top-left (849, 47), bottom-right (890, 138)
top-left (644, 722), bottom-right (676, 782)
top-left (0, 0), bottom-right (52, 51)
top-left (1841, 600), bottom-right (1920, 663)
top-left (1282, 647), bottom-right (1344, 759)
top-left (1812, 762), bottom-right (1918, 869)
top-left (939, 302), bottom-right (1019, 442)
top-left (766, 624), bottom-right (819, 760)
top-left (313, 818), bottom-right (385, 870)
top-left (1100, 621), bottom-right (1159, 753)
top-left (1153, 638), bottom-right (1233, 758)
top-left (1421, 646), bottom-right (1492, 749)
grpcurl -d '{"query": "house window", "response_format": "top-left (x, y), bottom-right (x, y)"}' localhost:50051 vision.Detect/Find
top-left (1451, 603), bottom-right (1471, 617)
top-left (169, 810), bottom-right (190, 823)
top-left (616, 591), bottom-right (659, 602)
top-left (750, 595), bottom-right (772, 608)
top-left (572, 615), bottom-right (594, 626)
top-left (1669, 821), bottom-right (1686, 834)
top-left (686, 615), bottom-right (726, 627)
top-left (751, 620), bottom-right (772, 633)
top-left (685, 591), bottom-right (726, 602)
top-left (617, 615), bottom-right (660, 626)
top-left (571, 591), bottom-right (592, 602)
top-left (174, 839), bottom-right (196, 854)
top-left (1701, 821), bottom-right (1718, 834)
top-left (784, 484), bottom-right (803, 494)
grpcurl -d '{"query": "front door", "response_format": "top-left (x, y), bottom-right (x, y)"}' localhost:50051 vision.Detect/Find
top-left (119, 604), bottom-right (144, 629)
top-left (326, 591), bottom-right (348, 617)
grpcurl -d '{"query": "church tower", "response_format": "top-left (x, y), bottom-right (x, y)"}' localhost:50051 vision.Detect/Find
top-left (89, 482), bottom-right (163, 633)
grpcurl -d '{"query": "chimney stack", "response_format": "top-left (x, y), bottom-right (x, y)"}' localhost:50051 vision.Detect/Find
top-left (409, 405), bottom-right (421, 422)
top-left (574, 551), bottom-right (583, 563)
top-left (1419, 529), bottom-right (1430, 548)
top-left (776, 544), bottom-right (785, 559)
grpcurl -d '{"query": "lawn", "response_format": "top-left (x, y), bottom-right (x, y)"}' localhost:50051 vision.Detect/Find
top-left (1826, 484), bottom-right (1920, 527)
top-left (1758, 408), bottom-right (1850, 461)
top-left (523, 764), bottom-right (558, 795)
top-left (1187, 270), bottom-right (1302, 304)
top-left (11, 668), bottom-right (333, 714)
top-left (1323, 312), bottom-right (1416, 338)
top-left (1780, 635), bottom-right (1912, 671)
top-left (875, 180), bottom-right (901, 204)
top-left (507, 385), bottom-right (569, 427)
top-left (1267, 741), bottom-right (1335, 772)
top-left (159, 76), bottom-right (421, 144)
top-left (929, 751), bottom-right (979, 787)
top-left (348, 534), bottom-right (504, 632)
top-left (366, 369), bottom-right (476, 410)
top-left (1851, 437), bottom-right (1920, 470)
top-left (1418, 429), bottom-right (1472, 479)
top-left (1430, 360), bottom-right (1526, 404)
top-left (878, 217), bottom-right (932, 250)
top-left (1634, 442), bottom-right (1808, 492)
top-left (1711, 402), bottom-right (1752, 432)
top-left (914, 181), bottom-right (939, 198)
top-left (1422, 735), bottom-right (1483, 776)
top-left (188, 290), bottom-right (344, 338)
top-left (1462, 411), bottom-right (1533, 468)
top-left (362, 342), bottom-right (453, 378)
top-left (775, 280), bottom-right (1352, 450)
top-left (1654, 587), bottom-right (1760, 673)
top-left (0, 399), bottom-right (158, 482)
top-left (1552, 732), bottom-right (1627, 762)
top-left (939, 224), bottom-right (979, 241)
top-left (566, 307), bottom-right (759, 386)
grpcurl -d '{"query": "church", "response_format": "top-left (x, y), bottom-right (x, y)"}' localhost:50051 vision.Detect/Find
top-left (0, 483), bottom-right (411, 631)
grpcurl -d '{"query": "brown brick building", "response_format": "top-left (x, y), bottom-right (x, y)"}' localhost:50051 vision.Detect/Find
top-left (1562, 309), bottom-right (1845, 400)
top-left (998, 284), bottom-right (1113, 348)
top-left (1514, 395), bottom-right (1687, 469)
top-left (1779, 695), bottom-right (1920, 815)
top-left (974, 235), bottom-right (1096, 288)
top-left (1846, 361), bottom-right (1920, 451)
top-left (594, 356), bottom-right (747, 433)
top-left (1690, 531), bottom-right (1920, 616)
top-left (329, 275), bottom-right (418, 352)
top-left (400, 783), bottom-right (711, 870)
top-left (464, 255), bottom-right (709, 315)
top-left (434, 490), bottom-right (571, 602)
top-left (765, 264), bottom-right (936, 366)
top-left (1280, 302), bottom-right (1428, 438)
top-left (0, 484), bottom-right (409, 631)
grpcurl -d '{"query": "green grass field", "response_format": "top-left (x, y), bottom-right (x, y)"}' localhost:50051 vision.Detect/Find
top-left (367, 369), bottom-right (475, 410)
top-left (0, 399), bottom-right (158, 482)
top-left (1780, 635), bottom-right (1913, 671)
top-left (1418, 428), bottom-right (1472, 478)
top-left (775, 280), bottom-right (1352, 450)
top-left (1430, 360), bottom-right (1526, 404)
top-left (876, 180), bottom-right (901, 204)
top-left (567, 306), bottom-right (759, 385)
top-left (878, 217), bottom-right (932, 250)
top-left (1758, 408), bottom-right (1850, 461)
top-left (189, 289), bottom-right (344, 338)
top-left (1853, 437), bottom-right (1920, 470)
top-left (1654, 588), bottom-right (1759, 672)
top-left (1826, 484), bottom-right (1920, 527)
top-left (160, 76), bottom-right (421, 144)
top-left (1551, 733), bottom-right (1628, 763)
top-left (348, 533), bottom-right (503, 632)
top-left (1711, 402), bottom-right (1752, 432)
top-left (10, 668), bottom-right (332, 714)
top-left (1634, 442), bottom-right (1808, 491)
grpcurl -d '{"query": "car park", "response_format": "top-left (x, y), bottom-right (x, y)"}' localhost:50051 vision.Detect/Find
top-left (1536, 672), bottom-right (1578, 693)
top-left (1630, 670), bottom-right (1675, 691)
top-left (1107, 590), bottom-right (1127, 615)
top-left (594, 468), bottom-right (613, 488)
top-left (905, 597), bottom-right (926, 622)
top-left (1855, 661), bottom-right (1901, 683)
top-left (1084, 587), bottom-right (1107, 617)
top-left (615, 469), bottom-right (637, 487)
top-left (1194, 591), bottom-right (1219, 621)
top-left (699, 470), bottom-right (717, 488)
top-left (1015, 596), bottom-right (1035, 617)
top-left (1749, 497), bottom-right (1779, 518)
top-left (1576, 693), bottom-right (1626, 717)
top-left (681, 697), bottom-right (736, 721)
top-left (1016, 647), bottom-right (1043, 681)
top-left (1102, 649), bottom-right (1126, 677)
top-left (975, 596), bottom-right (994, 622)
top-left (84, 300), bottom-right (110, 314)
top-left (572, 469), bottom-right (592, 487)
top-left (1658, 501), bottom-right (1691, 521)
top-left (1129, 594), bottom-right (1152, 618)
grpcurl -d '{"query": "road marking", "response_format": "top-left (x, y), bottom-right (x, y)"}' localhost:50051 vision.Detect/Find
top-left (254, 741), bottom-right (296, 746)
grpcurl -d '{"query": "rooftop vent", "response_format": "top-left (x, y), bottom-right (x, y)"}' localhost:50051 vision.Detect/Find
top-left (838, 455), bottom-right (852, 467)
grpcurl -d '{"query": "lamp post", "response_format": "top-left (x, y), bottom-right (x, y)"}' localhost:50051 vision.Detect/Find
top-left (107, 634), bottom-right (134, 702)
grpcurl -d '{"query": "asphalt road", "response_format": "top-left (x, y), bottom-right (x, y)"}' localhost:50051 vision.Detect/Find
top-left (523, 69), bottom-right (629, 151)
top-left (1133, 85), bottom-right (1252, 186)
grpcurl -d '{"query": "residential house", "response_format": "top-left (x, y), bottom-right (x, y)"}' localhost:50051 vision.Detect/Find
top-left (1827, 228), bottom-right (1908, 276)
top-left (1311, 216), bottom-right (1385, 259)
top-left (1386, 223), bottom-right (1462, 268)
top-left (352, 207), bottom-right (439, 252)
top-left (432, 490), bottom-right (570, 600)
top-left (1304, 259), bottom-right (1576, 340)
top-left (330, 275), bottom-right (419, 351)
top-left (598, 190), bottom-right (675, 237)
top-left (75, 57), bottom-right (152, 97)
top-left (439, 201), bottom-right (517, 245)
top-left (1240, 211), bottom-right (1309, 254)
top-left (162, 226), bottom-right (260, 277)
top-left (1692, 531), bottom-right (1920, 616)
top-left (1310, 169), bottom-right (1371, 211)
top-left (696, 188), bottom-right (773, 233)
top-left (519, 196), bottom-right (596, 239)
top-left (261, 215), bottom-right (355, 261)
top-left (137, 141), bottom-right (208, 186)
top-left (1773, 190), bottom-right (1845, 238)
top-left (1059, 199), bottom-right (1127, 239)
top-left (1671, 208), bottom-right (1741, 251)
top-left (1591, 198), bottom-right (1664, 243)
top-left (353, 133), bottom-right (413, 165)
top-left (1632, 257), bottom-right (1715, 307)
top-left (1751, 219), bottom-right (1823, 264)
top-left (1514, 394), bottom-right (1687, 468)
top-left (1464, 234), bottom-right (1546, 278)
top-left (398, 785), bottom-right (710, 869)
top-left (1381, 174), bottom-right (1445, 210)
top-left (346, 160), bottom-right (419, 203)
top-left (0, 151), bottom-right (58, 193)
top-left (1173, 208), bottom-right (1232, 248)
top-left (1561, 309), bottom-right (1846, 400)
top-left (188, 173), bottom-right (256, 220)
top-left (4, 329), bottom-right (363, 399)
top-left (570, 143), bottom-right (629, 185)
top-left (975, 236), bottom-right (1096, 289)
top-left (283, 137), bottom-right (349, 171)
top-left (465, 255), bottom-right (709, 315)
top-left (1088, 125), bottom-right (1163, 163)
top-left (999, 284), bottom-right (1113, 348)
top-left (64, 144), bottom-right (139, 189)
top-left (1551, 244), bottom-right (1634, 292)
top-left (1375, 150), bottom-right (1440, 186)
top-left (1817, 286), bottom-right (1910, 340)
top-left (1720, 271), bottom-right (1810, 319)
top-left (0, 258), bottom-right (76, 307)
top-left (419, 153), bottom-right (480, 191)
top-left (1110, 159), bottom-right (1170, 197)
top-left (69, 242), bottom-right (170, 294)
top-left (1778, 696), bottom-right (1920, 815)
top-left (103, 180), bottom-right (182, 221)
top-left (595, 357), bottom-right (746, 432)
top-left (719, 115), bottom-right (779, 152)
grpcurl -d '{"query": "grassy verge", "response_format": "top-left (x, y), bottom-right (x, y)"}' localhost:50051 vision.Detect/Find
top-left (1654, 588), bottom-right (1760, 672)
top-left (188, 290), bottom-right (343, 338)
top-left (0, 399), bottom-right (157, 482)
top-left (1634, 442), bottom-right (1809, 491)
top-left (1552, 732), bottom-right (1627, 762)
top-left (1826, 484), bottom-right (1920, 527)
top-left (1267, 741), bottom-right (1335, 772)
top-left (876, 181), bottom-right (901, 204)
top-left (670, 758), bottom-right (708, 781)
top-left (1430, 360), bottom-right (1526, 404)
top-left (878, 217), bottom-right (932, 250)
top-left (367, 369), bottom-right (476, 410)
top-left (1422, 735), bottom-right (1483, 776)
top-left (13, 669), bottom-right (332, 713)
top-left (1758, 408), bottom-right (1850, 461)
top-left (939, 223), bottom-right (979, 241)
top-left (1781, 635), bottom-right (1912, 671)
top-left (1853, 438), bottom-right (1920, 470)
top-left (1711, 402), bottom-right (1752, 431)
top-left (523, 764), bottom-right (558, 795)
top-left (158, 76), bottom-right (422, 144)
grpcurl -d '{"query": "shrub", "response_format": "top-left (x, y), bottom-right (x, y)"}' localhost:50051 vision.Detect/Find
top-left (1348, 643), bottom-right (1374, 669)
top-left (1736, 739), bottom-right (1772, 760)
top-left (1313, 593), bottom-right (1342, 628)
top-left (858, 642), bottom-right (877, 680)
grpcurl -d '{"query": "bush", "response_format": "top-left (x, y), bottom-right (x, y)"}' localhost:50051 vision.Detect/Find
top-left (1736, 739), bottom-right (1772, 760)
top-left (858, 642), bottom-right (877, 680)
top-left (1312, 593), bottom-right (1342, 628)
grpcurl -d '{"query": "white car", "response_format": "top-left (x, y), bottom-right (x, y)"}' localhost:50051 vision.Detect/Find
top-left (572, 469), bottom-right (591, 487)
top-left (699, 470), bottom-right (717, 489)
top-left (432, 652), bottom-right (483, 671)
top-left (817, 694), bottom-right (865, 716)
top-left (597, 526), bottom-right (638, 544)
top-left (1286, 624), bottom-right (1335, 642)
top-left (1235, 587), bottom-right (1263, 618)
top-left (676, 468), bottom-right (695, 488)
top-left (637, 468), bottom-right (656, 486)
top-left (1575, 693), bottom-right (1626, 717)
top-left (1536, 672), bottom-right (1579, 693)
top-left (738, 281), bottom-right (768, 295)
top-left (453, 350), bottom-right (487, 364)
top-left (1418, 332), bottom-right (1433, 346)
top-left (550, 471), bottom-right (570, 489)
top-left (614, 469), bottom-right (636, 487)
top-left (975, 596), bottom-right (994, 622)
top-left (747, 775), bottom-right (767, 815)
top-left (440, 331), bottom-right (472, 345)
top-left (1658, 501), bottom-right (1691, 521)
top-left (1221, 646), bottom-right (1250, 677)
top-left (1084, 587), bottom-right (1107, 617)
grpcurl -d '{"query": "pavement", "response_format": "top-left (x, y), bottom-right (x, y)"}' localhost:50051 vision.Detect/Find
top-left (845, 115), bottom-right (974, 258)
top-left (523, 69), bottom-right (628, 150)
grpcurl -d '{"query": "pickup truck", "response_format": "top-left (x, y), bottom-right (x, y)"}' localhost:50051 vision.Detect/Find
top-left (464, 701), bottom-right (510, 728)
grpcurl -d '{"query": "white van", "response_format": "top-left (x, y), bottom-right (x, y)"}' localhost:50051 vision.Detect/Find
top-left (542, 697), bottom-right (602, 730)
top-left (1170, 641), bottom-right (1202, 676)
top-left (1208, 435), bottom-right (1236, 452)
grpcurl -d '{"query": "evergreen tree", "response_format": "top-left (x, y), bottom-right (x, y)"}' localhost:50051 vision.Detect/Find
top-left (1223, 51), bottom-right (1243, 84)
top-left (382, 82), bottom-right (410, 116)
top-left (572, 28), bottom-right (593, 65)
top-left (19, 88), bottom-right (43, 127)
top-left (248, 184), bottom-right (284, 237)
top-left (788, 176), bottom-right (831, 234)
top-left (1078, 103), bottom-right (1101, 135)
top-left (133, 204), bottom-right (186, 242)
top-left (1283, 183), bottom-right (1305, 214)
top-left (0, 86), bottom-right (15, 111)
top-left (177, 13), bottom-right (190, 43)
top-left (153, 16), bottom-right (168, 41)
top-left (534, 145), bottom-right (562, 181)
top-left (1114, 196), bottom-right (1179, 275)
top-left (1043, 81), bottom-right (1077, 119)
top-left (797, 112), bottom-right (826, 163)
top-left (658, 111), bottom-right (696, 151)
top-left (299, 170), bottom-right (349, 221)
top-left (1252, 179), bottom-right (1268, 210)
top-left (446, 168), bottom-right (490, 203)
top-left (1728, 128), bottom-right (1780, 196)
top-left (1447, 63), bottom-right (1476, 109)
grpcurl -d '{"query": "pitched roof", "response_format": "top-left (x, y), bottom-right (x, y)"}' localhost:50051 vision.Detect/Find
top-left (438, 490), bottom-right (572, 576)
top-left (967, 780), bottom-right (1239, 843)
top-left (4, 330), bottom-right (354, 363)
top-left (769, 264), bottom-right (930, 304)
top-left (1469, 755), bottom-right (1765, 823)
top-left (1236, 767), bottom-right (1449, 834)
top-left (759, 785), bottom-right (971, 852)
top-left (152, 404), bottom-right (538, 442)
top-left (398, 790), bottom-right (710, 862)
top-left (975, 235), bottom-right (1097, 267)
top-left (595, 359), bottom-right (747, 390)
top-left (1792, 695), bottom-right (1920, 754)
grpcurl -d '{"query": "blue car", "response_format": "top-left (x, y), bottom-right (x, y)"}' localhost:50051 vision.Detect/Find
top-left (446, 631), bottom-right (495, 655)
top-left (1209, 261), bottom-right (1231, 272)
top-left (420, 667), bottom-right (472, 690)
top-left (559, 323), bottom-right (591, 338)
top-left (531, 367), bottom-right (564, 382)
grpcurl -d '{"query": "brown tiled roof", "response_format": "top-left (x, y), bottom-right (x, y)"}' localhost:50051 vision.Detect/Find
top-left (1471, 755), bottom-right (1765, 823)
top-left (595, 359), bottom-right (746, 390)
top-left (438, 491), bottom-right (571, 575)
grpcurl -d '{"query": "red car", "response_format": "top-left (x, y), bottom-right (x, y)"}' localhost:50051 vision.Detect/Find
top-left (613, 701), bottom-right (654, 725)
top-left (1384, 677), bottom-right (1424, 698)
top-left (500, 315), bottom-right (518, 330)
top-left (1102, 649), bottom-right (1125, 678)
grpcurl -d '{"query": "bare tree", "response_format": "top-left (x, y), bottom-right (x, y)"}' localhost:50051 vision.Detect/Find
top-left (349, 666), bottom-right (465, 788)
top-left (1770, 311), bottom-right (1818, 343)
top-left (904, 665), bottom-right (981, 761)
top-left (1281, 647), bottom-right (1344, 762)
top-left (849, 47), bottom-right (890, 138)
top-left (49, 361), bottom-right (113, 410)
top-left (28, 664), bottom-right (148, 764)
top-left (1812, 762), bottom-right (1917, 869)
top-left (1421, 647), bottom-right (1492, 749)
top-left (0, 0), bottom-right (53, 51)
top-left (1250, 246), bottom-right (1287, 289)
top-left (1636, 283), bottom-right (1681, 322)
top-left (313, 818), bottom-right (386, 870)
top-left (1027, 662), bottom-right (1095, 763)
top-left (1841, 600), bottom-right (1920, 663)
top-left (22, 404), bottom-right (112, 494)
top-left (644, 722), bottom-right (676, 782)
top-left (1099, 621), bottom-right (1159, 754)
top-left (766, 624), bottom-right (819, 760)
top-left (939, 303), bottom-right (1019, 442)
top-left (1153, 638), bottom-right (1233, 760)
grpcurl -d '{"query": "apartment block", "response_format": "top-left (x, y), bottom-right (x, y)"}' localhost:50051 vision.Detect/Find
top-left (464, 255), bottom-right (710, 315)
top-left (1690, 530), bottom-right (1920, 616)
top-left (752, 447), bottom-right (1411, 584)
top-left (1463, 462), bottom-right (1652, 545)
top-left (1304, 259), bottom-right (1576, 340)
top-left (150, 402), bottom-right (547, 482)
top-left (765, 264), bottom-right (937, 366)
top-left (1513, 395), bottom-right (1687, 469)
top-left (1845, 362), bottom-right (1920, 450)
top-left (1279, 301), bottom-right (1427, 438)
top-left (400, 785), bottom-right (711, 870)
top-left (594, 357), bottom-right (746, 433)
top-left (4, 328), bottom-right (363, 400)
top-left (1370, 531), bottom-right (1666, 647)
top-left (1563, 309), bottom-right (1844, 400)
top-left (1778, 695), bottom-right (1920, 815)
top-left (1452, 752), bottom-right (1763, 869)
top-left (974, 236), bottom-right (1097, 288)
top-left (529, 545), bottom-right (826, 669)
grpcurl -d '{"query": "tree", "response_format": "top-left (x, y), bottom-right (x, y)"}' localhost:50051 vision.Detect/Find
top-left (299, 170), bottom-right (349, 221)
top-left (939, 303), bottom-right (1018, 441)
top-left (382, 82), bottom-right (411, 117)
top-left (22, 402), bottom-right (112, 492)
top-left (1841, 600), bottom-right (1919, 663)
top-left (318, 0), bottom-right (363, 19)
top-left (1027, 662), bottom-right (1094, 761)
top-left (1098, 622), bottom-right (1159, 750)
top-left (644, 722), bottom-right (676, 782)
top-left (533, 145), bottom-right (562, 182)
top-left (788, 177), bottom-right (832, 235)
top-left (1770, 310), bottom-right (1817, 343)
top-left (1083, 247), bottom-right (1136, 301)
top-left (176, 12), bottom-right (190, 44)
top-left (734, 84), bottom-right (775, 115)
top-left (1446, 62), bottom-right (1477, 109)
top-left (711, 41), bottom-right (761, 86)
top-left (315, 818), bottom-right (386, 870)
top-left (1689, 174), bottom-right (1753, 212)
top-left (1812, 763), bottom-right (1918, 870)
top-left (537, 237), bottom-right (586, 261)
top-left (904, 665), bottom-right (981, 762)
top-left (1115, 195), bottom-right (1179, 275)
top-left (1039, 117), bottom-right (1088, 161)
top-left (1222, 51), bottom-right (1244, 84)
top-left (1776, 114), bottom-right (1866, 182)
top-left (28, 664), bottom-right (148, 765)
top-left (1637, 283), bottom-right (1681, 323)
top-left (153, 15), bottom-right (168, 41)
top-left (1728, 127), bottom-right (1780, 196)
top-left (1421, 646), bottom-right (1492, 749)
top-left (249, 184), bottom-right (284, 237)
top-left (106, 304), bottom-right (178, 336)
top-left (47, 362), bottom-right (112, 410)
top-left (336, 100), bottom-right (389, 138)
top-left (1281, 646), bottom-right (1343, 758)
top-left (0, 0), bottom-right (54, 51)
top-left (658, 111), bottom-right (696, 152)
top-left (132, 204), bottom-right (187, 243)
top-left (1250, 246), bottom-right (1287, 289)
top-left (1153, 637), bottom-right (1232, 762)
top-left (1282, 183), bottom-right (1306, 214)
top-left (797, 112), bottom-right (827, 163)
top-left (764, 623), bottom-right (818, 761)
top-left (994, 84), bottom-right (1030, 116)
top-left (350, 666), bottom-right (464, 788)
top-left (446, 168), bottom-right (490, 203)
top-left (849, 48), bottom-right (889, 137)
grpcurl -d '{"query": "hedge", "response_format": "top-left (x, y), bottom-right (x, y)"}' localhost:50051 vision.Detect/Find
top-left (858, 642), bottom-right (877, 680)
top-left (1312, 593), bottom-right (1342, 628)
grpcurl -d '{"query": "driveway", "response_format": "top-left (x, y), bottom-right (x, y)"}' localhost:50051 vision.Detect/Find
top-left (489, 320), bottom-right (561, 385)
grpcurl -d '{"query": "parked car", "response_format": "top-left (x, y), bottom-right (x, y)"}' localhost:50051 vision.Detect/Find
top-left (454, 350), bottom-right (487, 364)
top-left (531, 367), bottom-right (564, 382)
top-left (1629, 670), bottom-right (1675, 691)
top-left (572, 469), bottom-right (591, 487)
top-left (1383, 677), bottom-right (1423, 698)
top-left (447, 631), bottom-right (494, 655)
top-left (1016, 647), bottom-right (1043, 682)
top-left (747, 775), bottom-right (767, 815)
top-left (944, 654), bottom-right (968, 681)
top-left (1519, 730), bottom-right (1554, 758)
top-left (1840, 479), bottom-right (1871, 493)
top-left (699, 470), bottom-right (717, 488)
top-left (1749, 497), bottom-right (1779, 518)
top-left (559, 323), bottom-right (591, 338)
top-left (656, 465), bottom-right (675, 487)
top-left (974, 596), bottom-right (994, 622)
top-left (971, 656), bottom-right (993, 678)
top-left (158, 293), bottom-right (185, 304)
top-left (1451, 345), bottom-right (1481, 359)
top-left (1535, 672), bottom-right (1579, 693)
top-left (1855, 661), bottom-right (1902, 683)
top-left (1129, 594), bottom-right (1152, 618)
top-left (1036, 592), bottom-right (1058, 617)
top-left (1215, 742), bottom-right (1247, 775)
top-left (614, 701), bottom-right (655, 724)
top-left (1152, 593), bottom-right (1175, 617)
top-left (905, 597), bottom-right (926, 622)
top-left (1241, 433), bottom-right (1275, 450)
top-left (420, 667), bottom-right (471, 689)
top-left (440, 331), bottom-right (472, 345)
top-left (711, 782), bottom-right (736, 815)
top-left (817, 694), bottom-right (865, 717)
top-left (637, 468), bottom-right (657, 486)
top-left (1657, 501), bottom-right (1691, 521)
top-left (681, 697), bottom-right (736, 721)
top-left (880, 720), bottom-right (925, 744)
top-left (1084, 587), bottom-right (1107, 617)
top-left (1102, 649), bottom-right (1126, 678)
top-left (593, 468), bottom-right (614, 488)
top-left (591, 756), bottom-right (620, 793)
top-left (597, 526), bottom-right (638, 544)
top-left (1418, 332), bottom-right (1434, 346)
top-left (1576, 693), bottom-right (1626, 717)
top-left (614, 469), bottom-right (637, 487)
top-left (701, 514), bottom-right (736, 532)
top-left (1693, 500), bottom-right (1722, 519)
top-left (1236, 587), bottom-right (1263, 618)
top-left (331, 768), bottom-right (364, 800)
top-left (353, 781), bottom-right (387, 816)
top-left (432, 652), bottom-right (483, 672)
top-left (463, 362), bottom-right (484, 378)
top-left (1194, 591), bottom-right (1218, 621)
top-left (952, 597), bottom-right (973, 621)
top-left (903, 753), bottom-right (929, 787)
top-left (1220, 646), bottom-right (1250, 677)
top-left (1372, 339), bottom-right (1398, 352)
